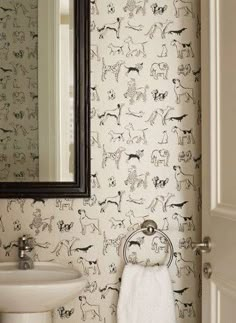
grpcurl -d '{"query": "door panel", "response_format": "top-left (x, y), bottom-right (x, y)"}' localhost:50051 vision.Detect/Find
top-left (202, 0), bottom-right (236, 322)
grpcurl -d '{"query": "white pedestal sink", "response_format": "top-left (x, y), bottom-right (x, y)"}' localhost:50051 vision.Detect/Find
top-left (0, 262), bottom-right (87, 323)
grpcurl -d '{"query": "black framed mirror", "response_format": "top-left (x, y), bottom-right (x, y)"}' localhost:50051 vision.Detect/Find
top-left (0, 0), bottom-right (90, 198)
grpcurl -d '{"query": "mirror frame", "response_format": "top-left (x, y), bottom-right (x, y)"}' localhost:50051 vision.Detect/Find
top-left (0, 0), bottom-right (90, 198)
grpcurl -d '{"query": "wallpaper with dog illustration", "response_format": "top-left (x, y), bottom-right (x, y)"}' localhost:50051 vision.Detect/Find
top-left (0, 0), bottom-right (201, 322)
top-left (0, 0), bottom-right (39, 182)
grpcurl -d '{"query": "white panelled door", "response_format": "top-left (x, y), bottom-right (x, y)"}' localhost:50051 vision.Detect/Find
top-left (202, 0), bottom-right (236, 322)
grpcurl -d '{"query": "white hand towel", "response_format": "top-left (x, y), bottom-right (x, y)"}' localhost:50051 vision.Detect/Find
top-left (117, 264), bottom-right (176, 323)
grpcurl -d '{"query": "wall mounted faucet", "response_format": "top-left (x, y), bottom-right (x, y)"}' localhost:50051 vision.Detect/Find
top-left (18, 235), bottom-right (34, 270)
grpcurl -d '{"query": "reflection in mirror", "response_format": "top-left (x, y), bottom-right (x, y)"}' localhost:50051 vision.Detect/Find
top-left (0, 0), bottom-right (75, 182)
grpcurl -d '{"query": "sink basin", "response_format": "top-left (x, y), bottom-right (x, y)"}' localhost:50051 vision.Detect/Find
top-left (0, 262), bottom-right (87, 313)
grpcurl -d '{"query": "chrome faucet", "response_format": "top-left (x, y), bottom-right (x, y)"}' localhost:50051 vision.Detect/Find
top-left (18, 235), bottom-right (34, 270)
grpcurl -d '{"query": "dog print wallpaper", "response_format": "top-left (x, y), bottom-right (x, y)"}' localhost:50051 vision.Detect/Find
top-left (0, 0), bottom-right (39, 182)
top-left (0, 0), bottom-right (201, 322)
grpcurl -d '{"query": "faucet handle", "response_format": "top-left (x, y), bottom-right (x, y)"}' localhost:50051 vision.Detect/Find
top-left (18, 235), bottom-right (34, 251)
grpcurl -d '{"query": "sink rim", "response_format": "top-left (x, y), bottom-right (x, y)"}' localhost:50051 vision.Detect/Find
top-left (0, 261), bottom-right (87, 286)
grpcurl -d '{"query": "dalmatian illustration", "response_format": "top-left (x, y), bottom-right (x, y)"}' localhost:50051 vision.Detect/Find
top-left (78, 209), bottom-right (101, 235)
top-left (173, 0), bottom-right (194, 18)
top-left (125, 37), bottom-right (147, 58)
top-left (171, 40), bottom-right (195, 59)
top-left (103, 231), bottom-right (125, 255)
top-left (78, 257), bottom-right (101, 276)
top-left (173, 252), bottom-right (195, 277)
top-left (125, 123), bottom-right (148, 144)
top-left (102, 145), bottom-right (125, 169)
top-left (124, 165), bottom-right (149, 191)
top-left (175, 299), bottom-right (196, 318)
top-left (173, 165), bottom-right (196, 191)
top-left (98, 103), bottom-right (124, 126)
top-left (123, 0), bottom-right (148, 18)
top-left (147, 193), bottom-right (174, 213)
top-left (151, 149), bottom-right (170, 167)
top-left (101, 58), bottom-right (124, 82)
top-left (172, 212), bottom-right (195, 232)
top-left (79, 296), bottom-right (102, 321)
top-left (99, 278), bottom-right (121, 299)
top-left (124, 79), bottom-right (149, 104)
top-left (150, 62), bottom-right (169, 80)
top-left (172, 126), bottom-right (195, 145)
top-left (97, 18), bottom-right (123, 39)
top-left (151, 236), bottom-right (169, 253)
top-left (173, 78), bottom-right (195, 104)
top-left (109, 263), bottom-right (117, 274)
top-left (99, 191), bottom-right (124, 213)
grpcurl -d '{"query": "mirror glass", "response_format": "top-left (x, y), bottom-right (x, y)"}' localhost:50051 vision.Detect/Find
top-left (0, 0), bottom-right (75, 182)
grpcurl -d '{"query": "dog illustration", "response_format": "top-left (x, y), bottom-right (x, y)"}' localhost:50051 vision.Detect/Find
top-left (171, 39), bottom-right (194, 59)
top-left (0, 76), bottom-right (10, 89)
top-left (172, 126), bottom-right (195, 145)
top-left (102, 146), bottom-right (125, 169)
top-left (128, 236), bottom-right (144, 249)
top-left (91, 86), bottom-right (100, 101)
top-left (125, 165), bottom-right (149, 192)
top-left (168, 200), bottom-right (188, 209)
top-left (157, 44), bottom-right (168, 57)
top-left (177, 63), bottom-right (191, 76)
top-left (109, 130), bottom-right (125, 142)
top-left (91, 173), bottom-right (100, 189)
top-left (91, 0), bottom-right (99, 15)
top-left (98, 103), bottom-right (124, 126)
top-left (175, 299), bottom-right (196, 318)
top-left (13, 152), bottom-right (26, 164)
top-left (55, 199), bottom-right (74, 211)
top-left (125, 210), bottom-right (149, 231)
top-left (151, 149), bottom-right (170, 167)
top-left (51, 237), bottom-right (79, 256)
top-left (173, 165), bottom-right (196, 191)
top-left (0, 103), bottom-right (10, 120)
top-left (173, 0), bottom-right (194, 18)
top-left (97, 17), bottom-right (122, 39)
top-left (108, 43), bottom-right (124, 55)
top-left (7, 199), bottom-right (25, 213)
top-left (99, 191), bottom-right (124, 213)
top-left (91, 44), bottom-right (100, 61)
top-left (79, 296), bottom-right (102, 321)
top-left (57, 220), bottom-right (74, 233)
top-left (150, 62), bottom-right (169, 80)
top-left (168, 27), bottom-right (187, 35)
top-left (147, 193), bottom-right (174, 213)
top-left (29, 209), bottom-right (54, 235)
top-left (125, 36), bottom-right (147, 58)
top-left (103, 231), bottom-right (125, 255)
top-left (152, 176), bottom-right (169, 188)
top-left (151, 3), bottom-right (168, 15)
top-left (0, 15), bottom-right (10, 28)
top-left (84, 281), bottom-right (97, 293)
top-left (99, 278), bottom-right (121, 299)
top-left (124, 79), bottom-right (149, 104)
top-left (151, 236), bottom-right (169, 253)
top-left (0, 42), bottom-right (10, 59)
top-left (162, 217), bottom-right (169, 231)
top-left (125, 62), bottom-right (143, 76)
top-left (0, 216), bottom-right (5, 232)
top-left (172, 212), bottom-right (195, 232)
top-left (101, 58), bottom-right (124, 82)
top-left (57, 307), bottom-right (74, 319)
top-left (125, 150), bottom-right (144, 162)
top-left (78, 257), bottom-right (101, 276)
top-left (145, 20), bottom-right (173, 39)
top-left (178, 150), bottom-right (192, 163)
top-left (173, 78), bottom-right (195, 104)
top-left (83, 195), bottom-right (97, 207)
top-left (109, 217), bottom-right (126, 229)
top-left (125, 123), bottom-right (147, 144)
top-left (123, 0), bottom-right (148, 17)
top-left (158, 131), bottom-right (169, 144)
top-left (151, 89), bottom-right (168, 102)
top-left (0, 163), bottom-right (10, 179)
top-left (91, 131), bottom-right (101, 148)
top-left (179, 237), bottom-right (193, 249)
top-left (78, 209), bottom-right (101, 235)
top-left (174, 252), bottom-right (195, 277)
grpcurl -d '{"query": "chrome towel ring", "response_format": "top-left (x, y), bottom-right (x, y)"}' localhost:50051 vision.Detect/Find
top-left (123, 220), bottom-right (174, 267)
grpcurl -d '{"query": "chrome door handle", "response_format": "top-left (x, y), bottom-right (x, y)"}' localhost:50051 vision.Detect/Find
top-left (192, 236), bottom-right (211, 253)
